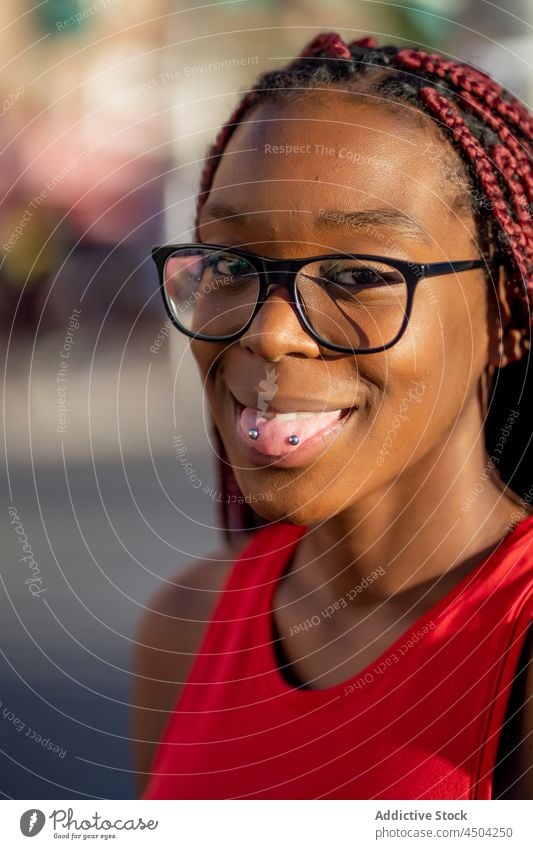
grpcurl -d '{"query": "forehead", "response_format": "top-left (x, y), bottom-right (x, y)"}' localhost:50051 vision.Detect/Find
top-left (199, 93), bottom-right (472, 251)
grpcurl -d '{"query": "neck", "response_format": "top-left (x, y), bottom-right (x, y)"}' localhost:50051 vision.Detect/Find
top-left (299, 396), bottom-right (527, 604)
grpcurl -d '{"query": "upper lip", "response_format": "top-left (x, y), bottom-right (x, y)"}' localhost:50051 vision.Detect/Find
top-left (229, 389), bottom-right (355, 414)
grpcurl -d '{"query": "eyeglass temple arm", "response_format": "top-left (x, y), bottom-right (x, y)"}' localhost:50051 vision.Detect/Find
top-left (420, 259), bottom-right (488, 278)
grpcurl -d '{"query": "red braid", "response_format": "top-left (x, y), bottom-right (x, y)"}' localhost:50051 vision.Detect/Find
top-left (419, 88), bottom-right (530, 279)
top-left (293, 32), bottom-right (378, 60)
top-left (396, 49), bottom-right (533, 137)
top-left (394, 50), bottom-right (532, 203)
top-left (394, 48), bottom-right (533, 347)
top-left (296, 31), bottom-right (352, 60)
top-left (350, 36), bottom-right (378, 48)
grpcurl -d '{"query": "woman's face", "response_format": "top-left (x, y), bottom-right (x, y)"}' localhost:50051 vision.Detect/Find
top-left (194, 93), bottom-right (492, 524)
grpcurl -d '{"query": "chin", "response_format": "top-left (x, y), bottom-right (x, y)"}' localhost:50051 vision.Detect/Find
top-left (232, 476), bottom-right (338, 526)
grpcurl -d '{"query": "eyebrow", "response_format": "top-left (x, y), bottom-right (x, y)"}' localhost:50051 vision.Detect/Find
top-left (201, 202), bottom-right (433, 246)
top-left (315, 208), bottom-right (433, 245)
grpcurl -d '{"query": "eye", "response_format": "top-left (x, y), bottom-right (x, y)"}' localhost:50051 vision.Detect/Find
top-left (208, 254), bottom-right (252, 278)
top-left (319, 262), bottom-right (402, 288)
top-left (331, 266), bottom-right (382, 286)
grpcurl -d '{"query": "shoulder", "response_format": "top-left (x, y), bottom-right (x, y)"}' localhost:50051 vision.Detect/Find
top-left (130, 533), bottom-right (254, 798)
top-left (492, 621), bottom-right (533, 799)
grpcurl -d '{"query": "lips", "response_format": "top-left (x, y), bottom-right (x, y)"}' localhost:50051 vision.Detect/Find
top-left (229, 388), bottom-right (355, 415)
top-left (229, 388), bottom-right (357, 466)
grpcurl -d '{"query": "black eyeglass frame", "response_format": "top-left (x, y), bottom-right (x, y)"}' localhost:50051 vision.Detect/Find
top-left (151, 242), bottom-right (488, 354)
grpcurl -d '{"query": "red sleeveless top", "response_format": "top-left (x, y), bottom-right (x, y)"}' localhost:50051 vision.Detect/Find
top-left (142, 515), bottom-right (533, 800)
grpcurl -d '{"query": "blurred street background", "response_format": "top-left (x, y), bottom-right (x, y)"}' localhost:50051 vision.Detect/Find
top-left (1, 0), bottom-right (532, 799)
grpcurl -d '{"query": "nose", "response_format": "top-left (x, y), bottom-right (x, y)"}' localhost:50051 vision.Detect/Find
top-left (238, 281), bottom-right (321, 361)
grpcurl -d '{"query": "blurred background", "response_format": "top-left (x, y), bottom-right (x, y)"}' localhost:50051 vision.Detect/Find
top-left (1, 0), bottom-right (532, 799)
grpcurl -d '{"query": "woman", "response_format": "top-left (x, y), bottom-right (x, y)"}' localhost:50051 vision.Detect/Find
top-left (133, 32), bottom-right (532, 800)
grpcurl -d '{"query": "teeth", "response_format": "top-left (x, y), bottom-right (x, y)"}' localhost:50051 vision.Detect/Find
top-left (257, 410), bottom-right (341, 421)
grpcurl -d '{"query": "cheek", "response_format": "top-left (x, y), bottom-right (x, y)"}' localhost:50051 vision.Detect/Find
top-left (190, 341), bottom-right (221, 409)
top-left (190, 340), bottom-right (239, 436)
top-left (412, 274), bottom-right (489, 383)
top-left (375, 277), bottom-right (489, 448)
top-left (190, 340), bottom-right (210, 374)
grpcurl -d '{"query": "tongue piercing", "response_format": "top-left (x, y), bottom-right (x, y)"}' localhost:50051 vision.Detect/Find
top-left (248, 428), bottom-right (300, 445)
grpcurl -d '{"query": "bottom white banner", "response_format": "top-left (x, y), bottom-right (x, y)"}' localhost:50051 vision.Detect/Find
top-left (3, 800), bottom-right (531, 848)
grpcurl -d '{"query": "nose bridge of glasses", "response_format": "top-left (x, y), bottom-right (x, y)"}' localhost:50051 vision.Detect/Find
top-left (259, 258), bottom-right (299, 301)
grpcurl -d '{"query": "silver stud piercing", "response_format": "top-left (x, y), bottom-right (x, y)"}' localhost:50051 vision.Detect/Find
top-left (248, 428), bottom-right (259, 440)
top-left (288, 435), bottom-right (299, 445)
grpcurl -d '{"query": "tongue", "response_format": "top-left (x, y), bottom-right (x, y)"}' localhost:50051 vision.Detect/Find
top-left (239, 406), bottom-right (344, 456)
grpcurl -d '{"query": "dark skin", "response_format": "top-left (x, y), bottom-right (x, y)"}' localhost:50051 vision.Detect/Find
top-left (132, 92), bottom-right (532, 798)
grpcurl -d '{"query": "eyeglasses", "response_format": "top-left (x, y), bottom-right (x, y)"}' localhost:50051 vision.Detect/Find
top-left (151, 242), bottom-right (487, 354)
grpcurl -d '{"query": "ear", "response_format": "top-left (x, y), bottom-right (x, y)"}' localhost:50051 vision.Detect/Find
top-left (486, 264), bottom-right (528, 368)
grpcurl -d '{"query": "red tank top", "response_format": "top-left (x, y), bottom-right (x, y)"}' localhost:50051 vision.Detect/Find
top-left (142, 514), bottom-right (533, 800)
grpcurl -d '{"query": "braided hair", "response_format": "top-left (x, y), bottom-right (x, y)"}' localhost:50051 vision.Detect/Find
top-left (193, 32), bottom-right (533, 540)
